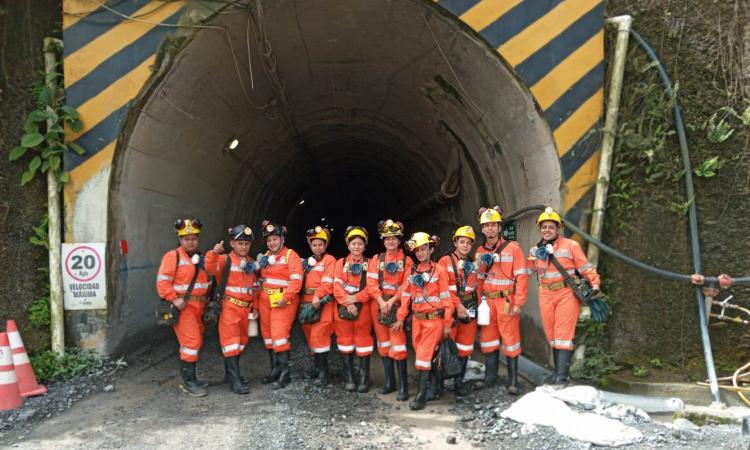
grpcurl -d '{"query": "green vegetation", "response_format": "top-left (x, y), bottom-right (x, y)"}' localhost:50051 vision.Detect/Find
top-left (632, 365), bottom-right (649, 378)
top-left (571, 318), bottom-right (621, 385)
top-left (7, 50), bottom-right (84, 186)
top-left (29, 348), bottom-right (108, 384)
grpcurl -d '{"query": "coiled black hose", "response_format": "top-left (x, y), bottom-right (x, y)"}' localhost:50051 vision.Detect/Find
top-left (506, 204), bottom-right (750, 285)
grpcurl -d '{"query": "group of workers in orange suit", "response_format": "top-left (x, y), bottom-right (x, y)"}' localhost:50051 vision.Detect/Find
top-left (156, 205), bottom-right (603, 410)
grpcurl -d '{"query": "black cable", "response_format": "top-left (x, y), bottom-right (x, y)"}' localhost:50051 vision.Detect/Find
top-left (510, 204), bottom-right (750, 286)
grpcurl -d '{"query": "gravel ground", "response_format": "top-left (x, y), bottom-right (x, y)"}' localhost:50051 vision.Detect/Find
top-left (0, 329), bottom-right (747, 449)
top-left (0, 357), bottom-right (126, 441)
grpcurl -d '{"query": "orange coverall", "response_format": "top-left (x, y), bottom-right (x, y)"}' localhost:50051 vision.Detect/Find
top-left (397, 262), bottom-right (454, 371)
top-left (527, 236), bottom-right (600, 350)
top-left (475, 239), bottom-right (528, 357)
top-left (156, 248), bottom-right (212, 362)
top-left (333, 255), bottom-right (373, 357)
top-left (301, 254), bottom-right (337, 353)
top-left (205, 251), bottom-right (259, 357)
top-left (437, 253), bottom-right (479, 358)
top-left (366, 250), bottom-right (413, 360)
top-left (258, 247), bottom-right (304, 352)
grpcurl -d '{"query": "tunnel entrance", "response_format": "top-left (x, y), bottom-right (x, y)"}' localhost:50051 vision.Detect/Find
top-left (108, 0), bottom-right (562, 358)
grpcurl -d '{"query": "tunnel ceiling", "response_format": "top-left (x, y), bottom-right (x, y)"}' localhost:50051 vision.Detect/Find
top-left (108, 0), bottom-right (561, 350)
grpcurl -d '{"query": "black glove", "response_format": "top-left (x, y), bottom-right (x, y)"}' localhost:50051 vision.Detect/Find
top-left (587, 297), bottom-right (609, 322)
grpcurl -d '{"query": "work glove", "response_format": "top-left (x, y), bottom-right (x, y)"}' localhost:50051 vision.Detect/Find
top-left (586, 297), bottom-right (609, 323)
top-left (297, 303), bottom-right (318, 324)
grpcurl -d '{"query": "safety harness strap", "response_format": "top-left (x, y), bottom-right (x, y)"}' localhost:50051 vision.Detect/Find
top-left (213, 255), bottom-right (232, 302)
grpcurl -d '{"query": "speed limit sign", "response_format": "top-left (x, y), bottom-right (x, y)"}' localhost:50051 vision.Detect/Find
top-left (62, 243), bottom-right (107, 310)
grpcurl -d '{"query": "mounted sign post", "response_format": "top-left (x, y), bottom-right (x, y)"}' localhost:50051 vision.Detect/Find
top-left (62, 243), bottom-right (107, 310)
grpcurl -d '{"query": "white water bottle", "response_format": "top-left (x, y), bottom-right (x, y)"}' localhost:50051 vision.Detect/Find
top-left (477, 296), bottom-right (490, 326)
top-left (248, 310), bottom-right (259, 337)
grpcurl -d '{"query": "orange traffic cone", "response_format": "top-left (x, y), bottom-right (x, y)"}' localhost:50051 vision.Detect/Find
top-left (6, 320), bottom-right (47, 397)
top-left (0, 332), bottom-right (23, 410)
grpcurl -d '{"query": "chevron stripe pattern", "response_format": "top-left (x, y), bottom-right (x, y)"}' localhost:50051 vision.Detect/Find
top-left (63, 0), bottom-right (603, 227)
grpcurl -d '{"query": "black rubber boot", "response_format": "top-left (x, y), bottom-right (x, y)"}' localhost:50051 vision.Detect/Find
top-left (180, 360), bottom-right (207, 397)
top-left (378, 356), bottom-right (396, 395)
top-left (273, 351), bottom-right (291, 389)
top-left (554, 349), bottom-right (574, 385)
top-left (306, 353), bottom-right (320, 379)
top-left (313, 352), bottom-right (330, 386)
top-left (473, 351), bottom-right (499, 390)
top-left (262, 349), bottom-right (280, 384)
top-left (396, 359), bottom-right (409, 401)
top-left (357, 356), bottom-right (371, 393)
top-left (343, 353), bottom-right (357, 392)
top-left (224, 359), bottom-right (247, 385)
top-left (194, 363), bottom-right (209, 389)
top-left (425, 367), bottom-right (444, 401)
top-left (506, 356), bottom-right (520, 395)
top-left (454, 356), bottom-right (471, 398)
top-left (545, 348), bottom-right (560, 385)
top-left (225, 357), bottom-right (249, 395)
top-left (409, 370), bottom-right (430, 410)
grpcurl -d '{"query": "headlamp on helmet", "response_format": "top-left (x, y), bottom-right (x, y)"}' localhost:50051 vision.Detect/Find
top-left (175, 218), bottom-right (202, 236)
top-left (377, 219), bottom-right (404, 239)
top-left (228, 224), bottom-right (253, 241)
top-left (306, 225), bottom-right (331, 244)
top-left (536, 207), bottom-right (563, 227)
top-left (261, 220), bottom-right (286, 238)
top-left (452, 225), bottom-right (476, 242)
top-left (406, 232), bottom-right (439, 251)
top-left (477, 206), bottom-right (503, 225)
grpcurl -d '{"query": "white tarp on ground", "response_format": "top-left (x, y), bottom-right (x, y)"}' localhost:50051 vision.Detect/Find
top-left (501, 386), bottom-right (644, 447)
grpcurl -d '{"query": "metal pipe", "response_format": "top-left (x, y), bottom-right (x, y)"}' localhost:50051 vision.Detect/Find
top-left (628, 30), bottom-right (722, 407)
top-left (44, 37), bottom-right (65, 356)
top-left (588, 15), bottom-right (632, 267)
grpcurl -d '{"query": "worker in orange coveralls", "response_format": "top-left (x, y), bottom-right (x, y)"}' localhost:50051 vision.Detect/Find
top-left (300, 225), bottom-right (337, 386)
top-left (205, 225), bottom-right (259, 394)
top-left (333, 226), bottom-right (373, 393)
top-left (474, 206), bottom-right (528, 395)
top-left (257, 220), bottom-right (303, 389)
top-left (366, 219), bottom-right (414, 401)
top-left (437, 225), bottom-right (479, 398)
top-left (156, 218), bottom-right (212, 397)
top-left (391, 232), bottom-right (453, 411)
top-left (528, 207), bottom-right (600, 385)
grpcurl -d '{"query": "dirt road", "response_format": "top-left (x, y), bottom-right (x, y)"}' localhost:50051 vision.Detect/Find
top-left (0, 329), bottom-right (745, 449)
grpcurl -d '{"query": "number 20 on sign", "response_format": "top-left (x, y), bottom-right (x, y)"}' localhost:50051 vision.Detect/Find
top-left (62, 243), bottom-right (107, 310)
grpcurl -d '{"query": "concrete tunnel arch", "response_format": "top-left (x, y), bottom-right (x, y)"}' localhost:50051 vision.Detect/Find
top-left (107, 0), bottom-right (562, 359)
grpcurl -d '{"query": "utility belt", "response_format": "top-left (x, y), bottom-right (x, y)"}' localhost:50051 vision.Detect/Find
top-left (303, 288), bottom-right (316, 295)
top-left (178, 295), bottom-right (208, 302)
top-left (485, 289), bottom-right (514, 299)
top-left (540, 281), bottom-right (567, 291)
top-left (223, 295), bottom-right (250, 308)
top-left (413, 309), bottom-right (445, 320)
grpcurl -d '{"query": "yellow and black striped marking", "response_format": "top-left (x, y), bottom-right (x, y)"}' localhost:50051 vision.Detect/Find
top-left (63, 0), bottom-right (603, 227)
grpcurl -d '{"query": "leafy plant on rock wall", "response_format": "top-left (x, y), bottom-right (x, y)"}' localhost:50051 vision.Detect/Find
top-left (7, 60), bottom-right (84, 186)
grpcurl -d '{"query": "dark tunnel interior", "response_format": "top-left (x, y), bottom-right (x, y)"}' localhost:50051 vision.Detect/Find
top-left (107, 0), bottom-right (562, 356)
